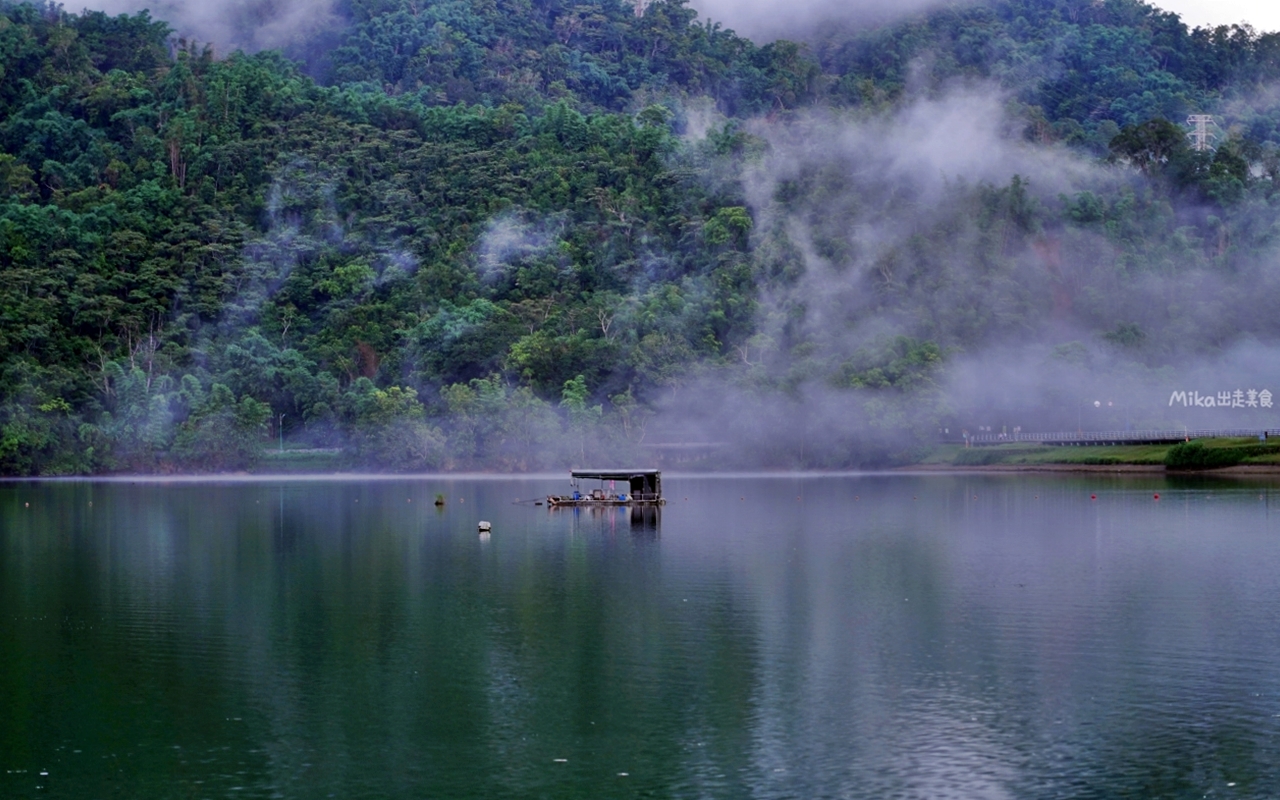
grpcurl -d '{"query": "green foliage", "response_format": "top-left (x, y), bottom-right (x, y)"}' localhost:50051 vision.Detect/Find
top-left (818, 0), bottom-right (1280, 141)
top-left (703, 206), bottom-right (751, 247)
top-left (0, 0), bottom-right (770, 472)
top-left (172, 383), bottom-right (270, 470)
top-left (1103, 323), bottom-right (1146, 349)
top-left (1164, 440), bottom-right (1280, 470)
top-left (951, 447), bottom-right (1039, 466)
top-left (1164, 441), bottom-right (1244, 470)
top-left (559, 373), bottom-right (603, 461)
top-left (346, 381), bottom-right (446, 470)
top-left (0, 398), bottom-right (93, 475)
top-left (3, 0), bottom-right (1280, 472)
top-left (1110, 118), bottom-right (1190, 175)
top-left (835, 337), bottom-right (945, 392)
top-left (326, 0), bottom-right (818, 114)
top-left (441, 374), bottom-right (561, 468)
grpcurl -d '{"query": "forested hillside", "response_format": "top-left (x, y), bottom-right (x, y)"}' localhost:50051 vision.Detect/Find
top-left (2, 0), bottom-right (1280, 473)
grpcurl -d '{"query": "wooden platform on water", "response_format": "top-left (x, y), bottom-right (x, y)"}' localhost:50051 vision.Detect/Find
top-left (547, 469), bottom-right (666, 506)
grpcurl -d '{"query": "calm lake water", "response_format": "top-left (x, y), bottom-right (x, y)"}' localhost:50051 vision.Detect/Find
top-left (4, 473), bottom-right (1280, 798)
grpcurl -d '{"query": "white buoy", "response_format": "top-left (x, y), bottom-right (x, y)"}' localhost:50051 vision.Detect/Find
top-left (478, 521), bottom-right (491, 532)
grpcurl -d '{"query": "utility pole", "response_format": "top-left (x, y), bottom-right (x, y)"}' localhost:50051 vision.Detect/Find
top-left (1187, 114), bottom-right (1215, 152)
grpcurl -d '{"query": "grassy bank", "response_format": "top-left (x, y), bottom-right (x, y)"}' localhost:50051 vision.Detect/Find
top-left (919, 438), bottom-right (1280, 470)
top-left (254, 449), bottom-right (345, 473)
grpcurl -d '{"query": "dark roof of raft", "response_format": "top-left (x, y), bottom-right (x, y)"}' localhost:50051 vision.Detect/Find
top-left (570, 469), bottom-right (660, 480)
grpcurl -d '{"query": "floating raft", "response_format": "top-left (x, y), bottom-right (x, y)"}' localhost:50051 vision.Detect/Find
top-left (547, 469), bottom-right (665, 507)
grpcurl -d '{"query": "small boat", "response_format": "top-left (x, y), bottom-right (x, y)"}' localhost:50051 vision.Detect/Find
top-left (547, 470), bottom-right (665, 507)
top-left (477, 520), bottom-right (491, 532)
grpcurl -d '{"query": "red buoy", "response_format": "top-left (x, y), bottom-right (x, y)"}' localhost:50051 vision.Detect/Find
top-left (1090, 494), bottom-right (1097, 500)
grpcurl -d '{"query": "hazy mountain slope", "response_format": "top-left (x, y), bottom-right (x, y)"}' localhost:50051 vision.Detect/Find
top-left (1, 0), bottom-right (1280, 474)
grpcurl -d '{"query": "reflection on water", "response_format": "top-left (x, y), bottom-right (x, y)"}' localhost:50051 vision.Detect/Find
top-left (3, 474), bottom-right (1280, 798)
top-left (550, 502), bottom-right (661, 539)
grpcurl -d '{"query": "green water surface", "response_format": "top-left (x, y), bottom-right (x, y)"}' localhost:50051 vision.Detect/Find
top-left (4, 474), bottom-right (1280, 798)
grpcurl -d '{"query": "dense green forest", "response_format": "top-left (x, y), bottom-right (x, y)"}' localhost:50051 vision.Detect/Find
top-left (2, 0), bottom-right (1280, 473)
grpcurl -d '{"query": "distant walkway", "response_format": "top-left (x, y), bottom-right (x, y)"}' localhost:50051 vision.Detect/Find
top-left (952, 429), bottom-right (1280, 447)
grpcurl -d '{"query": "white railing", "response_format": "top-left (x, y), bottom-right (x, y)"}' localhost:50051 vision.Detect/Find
top-left (954, 429), bottom-right (1280, 446)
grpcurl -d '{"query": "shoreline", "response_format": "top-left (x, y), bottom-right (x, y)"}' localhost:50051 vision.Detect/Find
top-left (897, 463), bottom-right (1163, 473)
top-left (898, 463), bottom-right (1280, 475)
top-left (9, 466), bottom-right (1280, 482)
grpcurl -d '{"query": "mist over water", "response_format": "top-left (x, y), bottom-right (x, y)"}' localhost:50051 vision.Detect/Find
top-left (5, 474), bottom-right (1280, 797)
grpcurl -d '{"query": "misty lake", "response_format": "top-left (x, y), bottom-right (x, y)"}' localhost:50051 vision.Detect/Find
top-left (5, 473), bottom-right (1280, 799)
